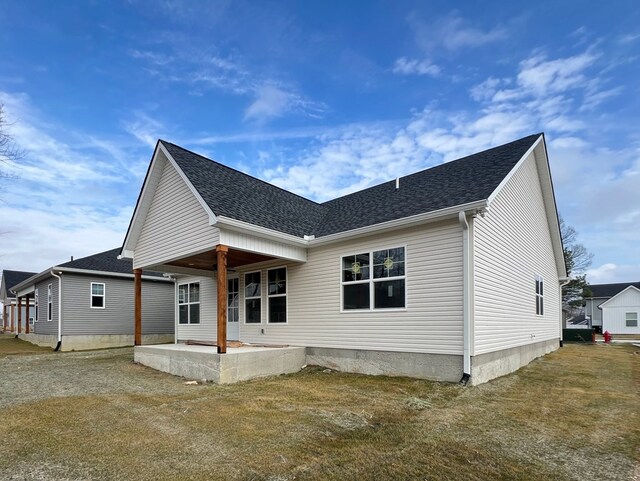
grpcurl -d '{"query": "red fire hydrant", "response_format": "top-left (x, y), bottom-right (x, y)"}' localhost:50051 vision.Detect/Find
top-left (603, 330), bottom-right (612, 343)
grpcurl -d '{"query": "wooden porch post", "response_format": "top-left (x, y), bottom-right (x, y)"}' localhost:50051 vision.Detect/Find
top-left (2, 304), bottom-right (7, 332)
top-left (10, 304), bottom-right (14, 332)
top-left (134, 268), bottom-right (142, 346)
top-left (24, 293), bottom-right (30, 334)
top-left (216, 245), bottom-right (228, 354)
top-left (17, 296), bottom-right (22, 334)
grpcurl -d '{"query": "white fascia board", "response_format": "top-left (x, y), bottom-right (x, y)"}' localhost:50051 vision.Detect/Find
top-left (487, 135), bottom-right (543, 205)
top-left (121, 143), bottom-right (164, 255)
top-left (55, 267), bottom-right (173, 282)
top-left (215, 216), bottom-right (309, 246)
top-left (309, 200), bottom-right (488, 246)
top-left (598, 285), bottom-right (640, 308)
top-left (159, 143), bottom-right (218, 226)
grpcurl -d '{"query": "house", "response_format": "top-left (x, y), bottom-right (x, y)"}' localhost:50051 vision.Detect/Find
top-left (1, 270), bottom-right (37, 333)
top-left (10, 248), bottom-right (175, 351)
top-left (591, 284), bottom-right (640, 335)
top-left (584, 282), bottom-right (640, 333)
top-left (120, 132), bottom-right (567, 385)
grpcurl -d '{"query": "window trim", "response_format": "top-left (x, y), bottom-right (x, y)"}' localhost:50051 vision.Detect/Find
top-left (340, 245), bottom-right (408, 313)
top-left (47, 283), bottom-right (52, 321)
top-left (535, 275), bottom-right (544, 316)
top-left (244, 271), bottom-right (262, 324)
top-left (178, 281), bottom-right (201, 325)
top-left (267, 266), bottom-right (288, 324)
top-left (90, 282), bottom-right (106, 309)
top-left (625, 312), bottom-right (638, 328)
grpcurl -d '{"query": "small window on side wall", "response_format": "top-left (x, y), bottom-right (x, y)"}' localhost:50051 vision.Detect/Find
top-left (626, 312), bottom-right (638, 327)
top-left (178, 282), bottom-right (200, 324)
top-left (91, 283), bottom-right (105, 308)
top-left (535, 275), bottom-right (544, 316)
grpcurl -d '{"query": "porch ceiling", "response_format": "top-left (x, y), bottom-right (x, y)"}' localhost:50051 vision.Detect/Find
top-left (167, 248), bottom-right (274, 271)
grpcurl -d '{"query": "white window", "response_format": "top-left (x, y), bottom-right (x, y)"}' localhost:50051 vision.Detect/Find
top-left (535, 275), bottom-right (544, 316)
top-left (178, 282), bottom-right (200, 324)
top-left (91, 283), bottom-right (105, 309)
top-left (244, 272), bottom-right (261, 324)
top-left (267, 267), bottom-right (287, 323)
top-left (34, 288), bottom-right (39, 322)
top-left (626, 312), bottom-right (638, 328)
top-left (341, 247), bottom-right (406, 310)
top-left (47, 284), bottom-right (52, 321)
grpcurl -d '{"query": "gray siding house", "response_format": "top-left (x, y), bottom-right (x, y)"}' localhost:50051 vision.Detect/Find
top-left (121, 133), bottom-right (567, 385)
top-left (1, 270), bottom-right (36, 333)
top-left (11, 249), bottom-right (175, 351)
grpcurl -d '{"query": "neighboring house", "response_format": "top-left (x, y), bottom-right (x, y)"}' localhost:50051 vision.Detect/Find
top-left (10, 248), bottom-right (175, 351)
top-left (121, 132), bottom-right (567, 385)
top-left (1, 270), bottom-right (37, 333)
top-left (596, 285), bottom-right (640, 335)
top-left (584, 282), bottom-right (640, 333)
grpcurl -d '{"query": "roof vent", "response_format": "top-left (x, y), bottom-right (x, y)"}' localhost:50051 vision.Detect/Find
top-left (395, 177), bottom-right (400, 190)
top-left (70, 256), bottom-right (74, 261)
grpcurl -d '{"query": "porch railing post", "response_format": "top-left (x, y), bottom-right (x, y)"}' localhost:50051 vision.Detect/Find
top-left (17, 296), bottom-right (22, 334)
top-left (216, 245), bottom-right (228, 354)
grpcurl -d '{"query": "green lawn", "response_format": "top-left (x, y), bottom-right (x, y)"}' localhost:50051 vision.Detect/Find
top-left (0, 340), bottom-right (637, 480)
top-left (0, 333), bottom-right (54, 357)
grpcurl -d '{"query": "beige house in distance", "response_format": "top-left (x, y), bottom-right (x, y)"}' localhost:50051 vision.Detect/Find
top-left (121, 133), bottom-right (567, 385)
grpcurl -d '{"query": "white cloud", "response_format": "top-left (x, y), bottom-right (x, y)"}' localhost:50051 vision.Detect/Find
top-left (587, 263), bottom-right (640, 284)
top-left (392, 57), bottom-right (441, 77)
top-left (244, 84), bottom-right (325, 123)
top-left (410, 13), bottom-right (507, 53)
top-left (0, 91), bottom-right (145, 273)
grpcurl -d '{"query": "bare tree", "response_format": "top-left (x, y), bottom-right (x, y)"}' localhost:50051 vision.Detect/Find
top-left (1, 103), bottom-right (23, 169)
top-left (560, 216), bottom-right (594, 311)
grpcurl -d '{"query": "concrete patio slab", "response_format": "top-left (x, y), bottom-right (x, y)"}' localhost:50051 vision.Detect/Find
top-left (134, 343), bottom-right (306, 383)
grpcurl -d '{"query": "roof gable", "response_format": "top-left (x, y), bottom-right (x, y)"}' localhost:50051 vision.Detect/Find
top-left (1, 270), bottom-right (37, 299)
top-left (599, 285), bottom-right (640, 308)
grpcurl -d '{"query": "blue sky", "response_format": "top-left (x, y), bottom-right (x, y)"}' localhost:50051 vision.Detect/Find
top-left (0, 0), bottom-right (638, 283)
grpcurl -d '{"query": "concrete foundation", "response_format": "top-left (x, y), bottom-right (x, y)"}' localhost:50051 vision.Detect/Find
top-left (470, 338), bottom-right (559, 385)
top-left (134, 344), bottom-right (307, 383)
top-left (18, 333), bottom-right (174, 351)
top-left (18, 333), bottom-right (58, 348)
top-left (306, 347), bottom-right (463, 383)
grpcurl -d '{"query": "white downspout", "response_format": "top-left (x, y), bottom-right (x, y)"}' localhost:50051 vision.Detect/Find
top-left (50, 271), bottom-right (63, 350)
top-left (458, 211), bottom-right (472, 384)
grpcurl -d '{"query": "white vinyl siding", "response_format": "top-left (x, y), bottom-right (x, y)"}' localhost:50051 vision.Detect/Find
top-left (238, 221), bottom-right (463, 355)
top-left (175, 276), bottom-right (217, 342)
top-left (601, 287), bottom-right (640, 334)
top-left (474, 148), bottom-right (561, 355)
top-left (135, 155), bottom-right (220, 269)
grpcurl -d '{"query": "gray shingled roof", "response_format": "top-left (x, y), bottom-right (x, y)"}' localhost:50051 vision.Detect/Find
top-left (58, 248), bottom-right (164, 277)
top-left (160, 133), bottom-right (542, 238)
top-left (587, 282), bottom-right (640, 298)
top-left (2, 270), bottom-right (37, 297)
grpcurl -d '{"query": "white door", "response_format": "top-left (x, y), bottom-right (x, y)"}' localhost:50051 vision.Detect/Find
top-left (227, 277), bottom-right (239, 341)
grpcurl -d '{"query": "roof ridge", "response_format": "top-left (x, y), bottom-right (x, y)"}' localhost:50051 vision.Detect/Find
top-left (159, 140), bottom-right (324, 207)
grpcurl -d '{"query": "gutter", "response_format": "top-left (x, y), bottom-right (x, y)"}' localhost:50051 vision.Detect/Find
top-left (50, 271), bottom-right (63, 351)
top-left (559, 277), bottom-right (572, 347)
top-left (458, 211), bottom-right (472, 385)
